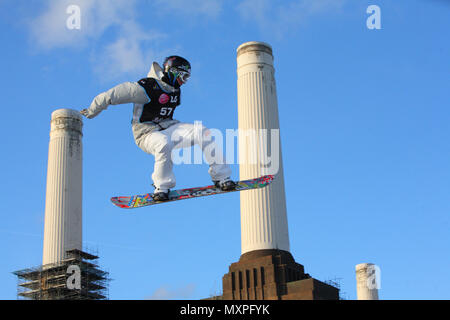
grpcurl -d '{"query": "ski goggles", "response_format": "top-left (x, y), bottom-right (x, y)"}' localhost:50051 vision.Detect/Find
top-left (170, 67), bottom-right (190, 84)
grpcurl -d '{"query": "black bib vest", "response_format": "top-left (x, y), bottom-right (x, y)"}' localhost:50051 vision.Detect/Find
top-left (137, 78), bottom-right (181, 123)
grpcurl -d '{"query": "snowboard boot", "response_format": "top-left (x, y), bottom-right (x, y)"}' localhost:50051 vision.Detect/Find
top-left (153, 188), bottom-right (170, 201)
top-left (214, 178), bottom-right (237, 191)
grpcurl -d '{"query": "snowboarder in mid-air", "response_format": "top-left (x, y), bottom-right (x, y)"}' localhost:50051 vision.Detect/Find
top-left (81, 55), bottom-right (236, 201)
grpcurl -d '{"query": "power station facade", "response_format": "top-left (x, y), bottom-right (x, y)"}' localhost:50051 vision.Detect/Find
top-left (13, 42), bottom-right (376, 300)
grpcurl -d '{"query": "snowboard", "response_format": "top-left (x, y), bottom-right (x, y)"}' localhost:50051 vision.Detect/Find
top-left (110, 175), bottom-right (274, 209)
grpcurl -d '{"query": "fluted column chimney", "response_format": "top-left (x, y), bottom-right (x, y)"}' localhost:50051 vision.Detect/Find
top-left (356, 263), bottom-right (380, 300)
top-left (237, 41), bottom-right (290, 255)
top-left (221, 42), bottom-right (339, 301)
top-left (42, 109), bottom-right (83, 265)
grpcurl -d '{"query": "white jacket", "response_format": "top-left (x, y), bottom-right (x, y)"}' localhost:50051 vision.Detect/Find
top-left (83, 63), bottom-right (180, 147)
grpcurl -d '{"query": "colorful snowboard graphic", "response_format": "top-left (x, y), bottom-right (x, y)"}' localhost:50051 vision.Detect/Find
top-left (111, 175), bottom-right (274, 209)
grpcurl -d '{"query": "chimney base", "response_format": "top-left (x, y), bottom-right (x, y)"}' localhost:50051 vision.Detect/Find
top-left (221, 250), bottom-right (339, 300)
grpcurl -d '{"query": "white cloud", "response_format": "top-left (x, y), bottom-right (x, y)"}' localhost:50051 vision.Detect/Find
top-left (145, 283), bottom-right (196, 300)
top-left (28, 0), bottom-right (346, 80)
top-left (29, 0), bottom-right (136, 50)
top-left (237, 0), bottom-right (270, 22)
top-left (237, 0), bottom-right (347, 38)
top-left (28, 0), bottom-right (167, 80)
top-left (153, 0), bottom-right (223, 18)
top-left (92, 21), bottom-right (166, 80)
top-left (27, 0), bottom-right (223, 80)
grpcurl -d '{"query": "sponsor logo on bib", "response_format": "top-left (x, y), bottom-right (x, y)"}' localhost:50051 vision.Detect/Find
top-left (159, 93), bottom-right (169, 104)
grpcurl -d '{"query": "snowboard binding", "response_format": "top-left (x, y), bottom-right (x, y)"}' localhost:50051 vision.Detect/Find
top-left (214, 178), bottom-right (237, 191)
top-left (152, 185), bottom-right (170, 202)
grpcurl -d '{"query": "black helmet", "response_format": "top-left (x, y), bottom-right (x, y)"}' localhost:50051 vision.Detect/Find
top-left (162, 55), bottom-right (191, 87)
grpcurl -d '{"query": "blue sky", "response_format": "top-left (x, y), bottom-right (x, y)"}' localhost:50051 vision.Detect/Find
top-left (1, 0), bottom-right (449, 300)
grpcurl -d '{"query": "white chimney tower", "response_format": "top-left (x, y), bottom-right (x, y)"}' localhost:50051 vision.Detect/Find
top-left (356, 263), bottom-right (380, 300)
top-left (42, 109), bottom-right (83, 265)
top-left (236, 41), bottom-right (290, 255)
top-left (222, 42), bottom-right (340, 300)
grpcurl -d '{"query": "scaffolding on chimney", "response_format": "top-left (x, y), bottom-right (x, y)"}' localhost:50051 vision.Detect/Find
top-left (13, 249), bottom-right (110, 300)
